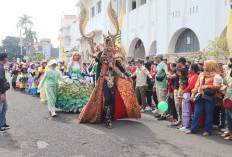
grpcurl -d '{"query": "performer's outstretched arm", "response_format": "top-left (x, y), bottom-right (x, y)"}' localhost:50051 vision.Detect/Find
top-left (115, 60), bottom-right (129, 77)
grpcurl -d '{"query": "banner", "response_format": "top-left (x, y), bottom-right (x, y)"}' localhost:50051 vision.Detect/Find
top-left (115, 8), bottom-right (123, 47)
top-left (59, 34), bottom-right (66, 63)
top-left (227, 0), bottom-right (232, 56)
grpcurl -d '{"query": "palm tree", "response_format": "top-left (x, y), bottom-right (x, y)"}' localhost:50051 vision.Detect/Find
top-left (17, 14), bottom-right (34, 34)
top-left (24, 29), bottom-right (37, 46)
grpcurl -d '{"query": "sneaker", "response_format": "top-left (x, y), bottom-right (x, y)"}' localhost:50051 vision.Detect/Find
top-left (158, 116), bottom-right (166, 120)
top-left (154, 114), bottom-right (161, 118)
top-left (1, 124), bottom-right (10, 130)
top-left (179, 127), bottom-right (190, 132)
top-left (145, 106), bottom-right (152, 111)
top-left (140, 109), bottom-right (145, 113)
top-left (170, 122), bottom-right (179, 126)
top-left (152, 109), bottom-right (159, 113)
top-left (0, 127), bottom-right (5, 133)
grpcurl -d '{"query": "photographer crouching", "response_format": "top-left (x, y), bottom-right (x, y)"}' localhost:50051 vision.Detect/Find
top-left (0, 53), bottom-right (10, 133)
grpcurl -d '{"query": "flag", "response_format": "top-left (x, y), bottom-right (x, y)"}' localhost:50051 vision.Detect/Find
top-left (115, 9), bottom-right (123, 47)
top-left (227, 0), bottom-right (232, 56)
top-left (59, 34), bottom-right (66, 63)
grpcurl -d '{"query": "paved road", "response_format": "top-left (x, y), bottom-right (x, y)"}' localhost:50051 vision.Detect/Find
top-left (0, 77), bottom-right (232, 157)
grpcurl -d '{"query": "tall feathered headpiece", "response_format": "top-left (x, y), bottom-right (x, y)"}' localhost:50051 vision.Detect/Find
top-left (79, 0), bottom-right (125, 60)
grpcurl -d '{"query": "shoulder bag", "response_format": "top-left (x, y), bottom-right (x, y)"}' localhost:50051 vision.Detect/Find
top-left (202, 77), bottom-right (216, 102)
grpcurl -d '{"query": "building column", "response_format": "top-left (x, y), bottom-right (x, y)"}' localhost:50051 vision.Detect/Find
top-left (136, 0), bottom-right (140, 8)
top-left (126, 0), bottom-right (130, 56)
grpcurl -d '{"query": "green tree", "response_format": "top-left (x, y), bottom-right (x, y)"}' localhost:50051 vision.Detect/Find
top-left (205, 36), bottom-right (229, 62)
top-left (29, 53), bottom-right (44, 62)
top-left (0, 36), bottom-right (26, 61)
top-left (17, 14), bottom-right (37, 52)
top-left (24, 29), bottom-right (37, 46)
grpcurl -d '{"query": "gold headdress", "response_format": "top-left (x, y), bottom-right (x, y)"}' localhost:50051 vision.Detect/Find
top-left (79, 0), bottom-right (125, 60)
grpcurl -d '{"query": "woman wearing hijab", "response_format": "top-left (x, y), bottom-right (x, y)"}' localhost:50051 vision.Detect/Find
top-left (187, 60), bottom-right (223, 136)
top-left (38, 60), bottom-right (63, 117)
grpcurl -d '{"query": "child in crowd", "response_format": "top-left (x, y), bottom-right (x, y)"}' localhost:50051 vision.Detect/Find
top-left (167, 63), bottom-right (177, 121)
top-left (179, 79), bottom-right (191, 132)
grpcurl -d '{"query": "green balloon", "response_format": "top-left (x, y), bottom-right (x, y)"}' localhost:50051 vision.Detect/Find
top-left (158, 101), bottom-right (168, 112)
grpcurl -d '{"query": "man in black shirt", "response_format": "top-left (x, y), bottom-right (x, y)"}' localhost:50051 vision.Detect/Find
top-left (0, 53), bottom-right (10, 133)
top-left (168, 57), bottom-right (188, 126)
top-left (9, 57), bottom-right (17, 77)
top-left (145, 56), bottom-right (152, 71)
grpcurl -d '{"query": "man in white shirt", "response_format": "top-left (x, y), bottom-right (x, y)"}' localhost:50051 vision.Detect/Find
top-left (131, 59), bottom-right (154, 113)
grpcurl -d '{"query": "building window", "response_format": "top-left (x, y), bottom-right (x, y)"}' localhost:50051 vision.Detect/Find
top-left (97, 1), bottom-right (101, 14)
top-left (91, 7), bottom-right (95, 18)
top-left (141, 0), bottom-right (146, 6)
top-left (187, 37), bottom-right (191, 45)
top-left (132, 1), bottom-right (136, 10)
top-left (196, 6), bottom-right (198, 13)
top-left (175, 29), bottom-right (200, 53)
top-left (190, 8), bottom-right (191, 14)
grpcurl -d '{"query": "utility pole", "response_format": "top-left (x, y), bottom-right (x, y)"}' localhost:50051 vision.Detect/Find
top-left (19, 29), bottom-right (23, 61)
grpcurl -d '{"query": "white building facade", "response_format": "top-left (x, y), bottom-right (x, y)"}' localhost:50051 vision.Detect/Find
top-left (40, 38), bottom-right (52, 60)
top-left (60, 15), bottom-right (78, 61)
top-left (74, 0), bottom-right (231, 60)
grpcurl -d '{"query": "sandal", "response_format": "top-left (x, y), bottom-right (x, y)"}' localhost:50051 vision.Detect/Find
top-left (221, 132), bottom-right (232, 137)
top-left (224, 135), bottom-right (232, 140)
top-left (203, 132), bottom-right (210, 136)
top-left (186, 131), bottom-right (192, 134)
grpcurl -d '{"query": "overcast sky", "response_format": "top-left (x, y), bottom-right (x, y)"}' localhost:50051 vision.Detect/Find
top-left (0, 0), bottom-right (77, 47)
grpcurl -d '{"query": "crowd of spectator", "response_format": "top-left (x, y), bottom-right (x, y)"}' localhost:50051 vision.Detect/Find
top-left (127, 54), bottom-right (232, 140)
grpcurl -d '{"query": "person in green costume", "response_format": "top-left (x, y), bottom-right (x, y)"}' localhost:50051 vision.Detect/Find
top-left (38, 60), bottom-right (62, 117)
top-left (56, 51), bottom-right (93, 113)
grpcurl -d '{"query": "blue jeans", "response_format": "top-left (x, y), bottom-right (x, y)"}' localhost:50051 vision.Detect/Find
top-left (225, 109), bottom-right (232, 131)
top-left (190, 98), bottom-right (218, 134)
top-left (0, 95), bottom-right (8, 127)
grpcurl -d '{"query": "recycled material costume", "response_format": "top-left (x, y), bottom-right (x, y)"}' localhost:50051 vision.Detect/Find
top-left (78, 1), bottom-right (141, 128)
top-left (38, 60), bottom-right (63, 113)
top-left (38, 62), bottom-right (48, 102)
top-left (56, 51), bottom-right (93, 112)
top-left (11, 65), bottom-right (19, 89)
top-left (30, 66), bottom-right (40, 95)
top-left (19, 64), bottom-right (29, 90)
top-left (27, 64), bottom-right (35, 93)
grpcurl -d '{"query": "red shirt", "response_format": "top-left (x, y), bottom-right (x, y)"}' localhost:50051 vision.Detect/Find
top-left (168, 79), bottom-right (175, 93)
top-left (184, 73), bottom-right (199, 93)
top-left (131, 66), bottom-right (137, 74)
top-left (151, 69), bottom-right (156, 79)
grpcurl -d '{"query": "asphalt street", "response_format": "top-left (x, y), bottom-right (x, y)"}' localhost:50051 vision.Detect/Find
top-left (0, 75), bottom-right (232, 157)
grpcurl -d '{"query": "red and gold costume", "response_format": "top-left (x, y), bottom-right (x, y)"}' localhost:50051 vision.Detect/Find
top-left (78, 1), bottom-right (141, 128)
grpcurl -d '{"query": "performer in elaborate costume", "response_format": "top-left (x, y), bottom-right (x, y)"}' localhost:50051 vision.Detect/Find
top-left (38, 62), bottom-right (48, 102)
top-left (30, 65), bottom-right (40, 95)
top-left (27, 64), bottom-right (35, 93)
top-left (19, 63), bottom-right (30, 91)
top-left (56, 51), bottom-right (93, 113)
top-left (38, 60), bottom-right (63, 117)
top-left (11, 65), bottom-right (19, 89)
top-left (78, 1), bottom-right (141, 128)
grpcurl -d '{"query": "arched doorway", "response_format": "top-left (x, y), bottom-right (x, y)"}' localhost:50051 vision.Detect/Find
top-left (168, 28), bottom-right (200, 53)
top-left (128, 38), bottom-right (145, 59)
top-left (149, 41), bottom-right (157, 56)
